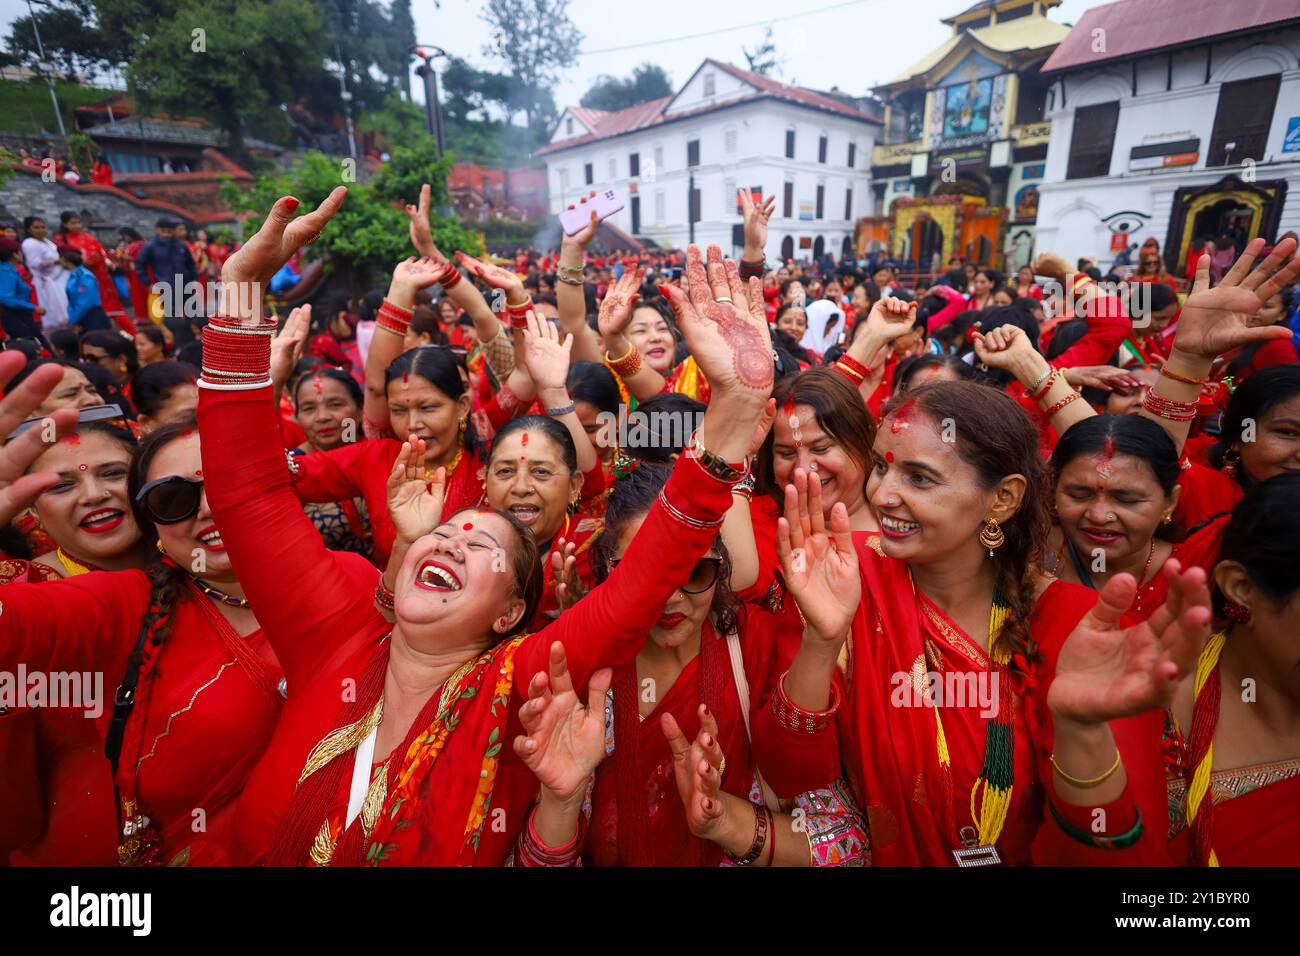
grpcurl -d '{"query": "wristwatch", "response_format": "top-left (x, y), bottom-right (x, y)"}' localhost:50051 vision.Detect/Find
top-left (691, 430), bottom-right (747, 483)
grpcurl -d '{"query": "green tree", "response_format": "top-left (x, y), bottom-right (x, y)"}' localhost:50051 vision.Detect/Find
top-left (3, 0), bottom-right (119, 79)
top-left (221, 147), bottom-right (480, 291)
top-left (126, 0), bottom-right (326, 163)
top-left (742, 26), bottom-right (782, 78)
top-left (480, 0), bottom-right (580, 137)
top-left (579, 64), bottom-right (672, 112)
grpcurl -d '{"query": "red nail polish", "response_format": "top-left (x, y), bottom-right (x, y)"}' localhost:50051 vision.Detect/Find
top-left (656, 284), bottom-right (672, 298)
top-left (284, 197), bottom-right (299, 212)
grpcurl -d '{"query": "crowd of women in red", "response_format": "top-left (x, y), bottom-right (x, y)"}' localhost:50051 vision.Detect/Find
top-left (0, 175), bottom-right (1297, 870)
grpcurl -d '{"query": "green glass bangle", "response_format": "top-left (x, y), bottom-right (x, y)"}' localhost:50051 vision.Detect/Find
top-left (1048, 801), bottom-right (1144, 850)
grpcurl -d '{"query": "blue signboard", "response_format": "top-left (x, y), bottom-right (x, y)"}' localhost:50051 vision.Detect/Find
top-left (1284, 117), bottom-right (1300, 154)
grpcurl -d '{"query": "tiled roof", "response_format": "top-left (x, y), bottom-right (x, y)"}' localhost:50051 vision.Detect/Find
top-left (1042, 0), bottom-right (1300, 72)
top-left (537, 61), bottom-right (879, 157)
top-left (84, 117), bottom-right (283, 153)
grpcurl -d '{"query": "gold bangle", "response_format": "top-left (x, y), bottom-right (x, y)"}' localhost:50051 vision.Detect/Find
top-left (1050, 747), bottom-right (1122, 789)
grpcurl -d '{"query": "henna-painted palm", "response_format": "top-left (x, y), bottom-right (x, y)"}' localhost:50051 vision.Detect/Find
top-left (385, 436), bottom-right (447, 544)
top-left (660, 244), bottom-right (773, 402)
top-left (597, 266), bottom-right (643, 339)
top-left (513, 642), bottom-right (611, 803)
top-left (776, 467), bottom-right (860, 645)
top-left (1049, 560), bottom-right (1211, 723)
top-left (0, 352), bottom-right (78, 526)
top-left (454, 251), bottom-right (521, 291)
top-left (1174, 236), bottom-right (1300, 359)
top-left (222, 187), bottom-right (347, 286)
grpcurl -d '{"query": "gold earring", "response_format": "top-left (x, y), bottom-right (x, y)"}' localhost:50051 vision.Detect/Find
top-left (458, 418), bottom-right (467, 439)
top-left (1161, 514), bottom-right (1173, 526)
top-left (979, 517), bottom-right (1005, 556)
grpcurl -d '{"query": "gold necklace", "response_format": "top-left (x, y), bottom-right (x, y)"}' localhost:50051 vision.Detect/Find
top-left (424, 442), bottom-right (465, 483)
top-left (56, 547), bottom-right (101, 577)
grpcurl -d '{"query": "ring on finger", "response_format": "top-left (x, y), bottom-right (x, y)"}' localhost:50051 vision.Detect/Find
top-left (715, 296), bottom-right (733, 304)
top-left (717, 755), bottom-right (727, 779)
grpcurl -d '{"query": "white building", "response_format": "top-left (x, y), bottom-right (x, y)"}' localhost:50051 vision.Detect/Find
top-left (1035, 0), bottom-right (1300, 273)
top-left (536, 60), bottom-right (882, 263)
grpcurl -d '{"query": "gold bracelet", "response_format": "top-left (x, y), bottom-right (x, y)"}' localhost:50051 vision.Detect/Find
top-left (1050, 747), bottom-right (1122, 789)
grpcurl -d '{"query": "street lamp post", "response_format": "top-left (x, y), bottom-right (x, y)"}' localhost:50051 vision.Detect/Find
top-left (335, 42), bottom-right (357, 161)
top-left (411, 45), bottom-right (446, 158)
top-left (26, 0), bottom-right (66, 137)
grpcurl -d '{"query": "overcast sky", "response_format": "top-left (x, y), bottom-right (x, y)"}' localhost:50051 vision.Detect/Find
top-left (1, 0), bottom-right (1103, 112)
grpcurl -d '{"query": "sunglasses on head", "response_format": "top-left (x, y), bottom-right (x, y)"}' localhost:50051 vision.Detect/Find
top-left (8, 403), bottom-right (128, 441)
top-left (608, 553), bottom-right (722, 594)
top-left (135, 475), bottom-right (203, 525)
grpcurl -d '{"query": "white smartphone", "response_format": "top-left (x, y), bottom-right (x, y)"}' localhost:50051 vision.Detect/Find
top-left (560, 187), bottom-right (625, 236)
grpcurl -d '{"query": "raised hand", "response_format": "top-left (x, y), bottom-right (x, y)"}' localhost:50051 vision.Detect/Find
top-left (739, 187), bottom-right (776, 257)
top-left (221, 188), bottom-right (347, 287)
top-left (971, 322), bottom-right (1037, 371)
top-left (1048, 560), bottom-right (1212, 724)
top-left (776, 467), bottom-right (860, 646)
top-left (660, 244), bottom-right (774, 405)
top-left (270, 304), bottom-right (310, 393)
top-left (1063, 364), bottom-right (1147, 393)
top-left (562, 190), bottom-right (600, 250)
top-left (1031, 251), bottom-right (1069, 284)
top-left (521, 308), bottom-right (574, 393)
top-left (662, 705), bottom-right (730, 841)
top-left (550, 538), bottom-right (586, 611)
top-left (386, 436), bottom-right (447, 544)
top-left (0, 352), bottom-right (79, 526)
top-left (454, 251), bottom-right (522, 293)
top-left (596, 265), bottom-right (643, 341)
top-left (404, 183), bottom-right (445, 261)
top-left (389, 255), bottom-right (448, 299)
top-left (513, 641), bottom-right (611, 804)
top-left (1173, 236), bottom-right (1300, 360)
top-left (850, 295), bottom-right (917, 364)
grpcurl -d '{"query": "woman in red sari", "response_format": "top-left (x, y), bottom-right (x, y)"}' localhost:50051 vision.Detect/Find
top-left (507, 462), bottom-right (867, 867)
top-left (1209, 365), bottom-right (1300, 491)
top-left (199, 191), bottom-right (772, 866)
top-left (55, 212), bottom-right (134, 335)
top-left (751, 381), bottom-right (1216, 866)
top-left (0, 414), bottom-right (293, 865)
top-left (1166, 474), bottom-right (1300, 865)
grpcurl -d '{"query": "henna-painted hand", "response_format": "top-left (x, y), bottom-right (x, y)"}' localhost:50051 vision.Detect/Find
top-left (1172, 237), bottom-right (1300, 361)
top-left (597, 266), bottom-right (643, 341)
top-left (514, 641), bottom-right (611, 803)
top-left (659, 244), bottom-right (774, 407)
top-left (0, 352), bottom-right (79, 526)
top-left (386, 435), bottom-right (447, 544)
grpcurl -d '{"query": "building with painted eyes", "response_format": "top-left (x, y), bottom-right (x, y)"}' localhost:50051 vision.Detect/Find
top-left (536, 60), bottom-right (882, 266)
top-left (1034, 0), bottom-right (1300, 278)
top-left (864, 0), bottom-right (1069, 277)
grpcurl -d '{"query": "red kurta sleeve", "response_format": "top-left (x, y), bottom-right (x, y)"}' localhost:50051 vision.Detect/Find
top-left (0, 571), bottom-right (149, 676)
top-left (517, 456), bottom-right (735, 695)
top-left (198, 385), bottom-right (387, 690)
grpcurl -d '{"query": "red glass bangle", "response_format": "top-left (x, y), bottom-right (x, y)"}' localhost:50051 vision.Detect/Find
top-left (772, 670), bottom-right (840, 735)
top-left (1029, 367), bottom-right (1059, 402)
top-left (380, 298), bottom-right (413, 322)
top-left (836, 354), bottom-right (871, 381)
top-left (1045, 391), bottom-right (1080, 416)
top-left (436, 262), bottom-right (462, 290)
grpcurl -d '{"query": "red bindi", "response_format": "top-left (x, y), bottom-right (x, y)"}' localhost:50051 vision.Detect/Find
top-left (195, 469), bottom-right (202, 477)
top-left (462, 522), bottom-right (474, 531)
top-left (78, 463), bottom-right (87, 471)
top-left (312, 371), bottom-right (323, 397)
top-left (885, 451), bottom-right (895, 463)
top-left (65, 434), bottom-right (80, 448)
top-left (521, 431), bottom-right (529, 447)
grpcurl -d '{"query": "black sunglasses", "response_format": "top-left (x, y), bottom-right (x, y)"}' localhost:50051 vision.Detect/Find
top-left (9, 403), bottom-right (128, 440)
top-left (135, 475), bottom-right (203, 525)
top-left (608, 554), bottom-right (722, 594)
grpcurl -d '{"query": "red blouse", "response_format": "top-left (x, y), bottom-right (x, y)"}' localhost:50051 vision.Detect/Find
top-left (196, 382), bottom-right (737, 865)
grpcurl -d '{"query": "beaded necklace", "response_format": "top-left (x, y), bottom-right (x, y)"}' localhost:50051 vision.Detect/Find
top-left (191, 577), bottom-right (250, 609)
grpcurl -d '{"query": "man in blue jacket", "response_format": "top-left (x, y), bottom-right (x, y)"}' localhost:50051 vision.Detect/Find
top-left (135, 217), bottom-right (197, 342)
top-left (0, 238), bottom-right (44, 340)
top-left (60, 246), bottom-right (112, 331)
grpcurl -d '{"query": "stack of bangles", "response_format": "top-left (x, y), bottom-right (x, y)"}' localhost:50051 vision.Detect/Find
top-left (516, 808), bottom-right (585, 866)
top-left (738, 258), bottom-right (765, 281)
top-left (831, 354), bottom-right (872, 385)
top-left (772, 670), bottom-right (841, 734)
top-left (606, 343), bottom-right (643, 378)
top-left (506, 297), bottom-right (534, 329)
top-left (199, 314), bottom-right (275, 389)
top-left (555, 262), bottom-right (584, 287)
top-left (436, 260), bottom-right (462, 291)
top-left (376, 298), bottom-right (413, 337)
top-left (374, 580), bottom-right (395, 612)
top-left (726, 804), bottom-right (774, 866)
top-left (1142, 390), bottom-right (1198, 421)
